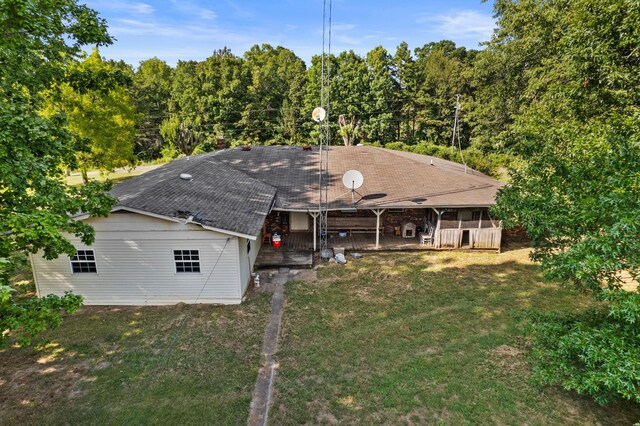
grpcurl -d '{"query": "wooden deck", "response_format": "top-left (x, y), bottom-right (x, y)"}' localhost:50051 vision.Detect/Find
top-left (271, 232), bottom-right (432, 252)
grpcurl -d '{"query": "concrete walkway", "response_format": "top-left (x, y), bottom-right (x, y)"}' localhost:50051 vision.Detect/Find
top-left (247, 271), bottom-right (288, 426)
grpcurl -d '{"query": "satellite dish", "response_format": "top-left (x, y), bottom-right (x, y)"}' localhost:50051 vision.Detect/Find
top-left (312, 107), bottom-right (326, 122)
top-left (342, 170), bottom-right (364, 190)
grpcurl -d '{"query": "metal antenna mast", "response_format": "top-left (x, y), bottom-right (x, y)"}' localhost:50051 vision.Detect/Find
top-left (450, 94), bottom-right (467, 173)
top-left (318, 0), bottom-right (332, 257)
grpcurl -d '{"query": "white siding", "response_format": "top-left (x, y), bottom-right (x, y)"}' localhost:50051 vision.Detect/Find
top-left (31, 212), bottom-right (243, 305)
top-left (238, 235), bottom-right (262, 295)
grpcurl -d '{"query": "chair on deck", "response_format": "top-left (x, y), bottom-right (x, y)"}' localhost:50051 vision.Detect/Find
top-left (419, 223), bottom-right (434, 245)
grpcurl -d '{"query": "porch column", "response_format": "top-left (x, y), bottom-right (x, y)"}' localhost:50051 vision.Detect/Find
top-left (431, 208), bottom-right (442, 248)
top-left (309, 212), bottom-right (319, 251)
top-left (372, 209), bottom-right (386, 249)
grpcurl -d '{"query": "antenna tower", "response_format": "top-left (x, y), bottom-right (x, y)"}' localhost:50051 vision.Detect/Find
top-left (318, 0), bottom-right (332, 257)
top-left (450, 94), bottom-right (467, 173)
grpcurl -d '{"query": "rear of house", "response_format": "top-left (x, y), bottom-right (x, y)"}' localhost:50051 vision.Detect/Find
top-left (31, 146), bottom-right (503, 305)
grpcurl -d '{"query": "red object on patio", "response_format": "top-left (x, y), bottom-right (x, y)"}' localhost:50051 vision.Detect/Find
top-left (272, 234), bottom-right (281, 248)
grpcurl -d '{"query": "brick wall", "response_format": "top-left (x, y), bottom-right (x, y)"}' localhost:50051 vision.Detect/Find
top-left (264, 211), bottom-right (290, 235)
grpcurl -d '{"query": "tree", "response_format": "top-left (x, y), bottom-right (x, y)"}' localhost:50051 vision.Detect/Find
top-left (132, 58), bottom-right (173, 159)
top-left (0, 0), bottom-right (117, 346)
top-left (412, 41), bottom-right (474, 146)
top-left (337, 114), bottom-right (360, 146)
top-left (241, 44), bottom-right (307, 144)
top-left (159, 116), bottom-right (202, 156)
top-left (42, 49), bottom-right (139, 183)
top-left (363, 46), bottom-right (398, 144)
top-left (393, 42), bottom-right (417, 141)
top-left (490, 0), bottom-right (640, 403)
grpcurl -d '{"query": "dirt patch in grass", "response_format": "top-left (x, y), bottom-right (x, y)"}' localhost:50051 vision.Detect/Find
top-left (271, 248), bottom-right (640, 425)
top-left (0, 292), bottom-right (271, 425)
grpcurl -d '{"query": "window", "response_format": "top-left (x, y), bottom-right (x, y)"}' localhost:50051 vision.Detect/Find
top-left (70, 250), bottom-right (97, 273)
top-left (174, 250), bottom-right (201, 273)
top-left (472, 210), bottom-right (483, 221)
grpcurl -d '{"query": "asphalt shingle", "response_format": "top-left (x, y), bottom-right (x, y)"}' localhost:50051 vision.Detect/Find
top-left (110, 146), bottom-right (503, 236)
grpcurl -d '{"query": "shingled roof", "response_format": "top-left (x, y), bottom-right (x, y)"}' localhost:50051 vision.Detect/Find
top-left (109, 146), bottom-right (503, 237)
top-left (213, 146), bottom-right (503, 209)
top-left (110, 153), bottom-right (276, 237)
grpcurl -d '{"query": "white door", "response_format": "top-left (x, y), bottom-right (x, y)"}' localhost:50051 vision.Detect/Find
top-left (290, 212), bottom-right (309, 231)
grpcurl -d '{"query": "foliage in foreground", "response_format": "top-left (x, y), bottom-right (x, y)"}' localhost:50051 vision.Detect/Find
top-left (525, 290), bottom-right (640, 404)
top-left (489, 0), bottom-right (640, 406)
top-left (0, 0), bottom-right (117, 346)
top-left (0, 255), bottom-right (82, 347)
top-left (0, 284), bottom-right (82, 347)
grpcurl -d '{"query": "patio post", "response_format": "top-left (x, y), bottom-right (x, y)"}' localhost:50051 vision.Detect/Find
top-left (372, 209), bottom-right (386, 249)
top-left (309, 212), bottom-right (319, 251)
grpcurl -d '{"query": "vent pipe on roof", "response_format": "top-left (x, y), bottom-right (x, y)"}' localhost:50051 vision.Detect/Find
top-left (180, 173), bottom-right (193, 181)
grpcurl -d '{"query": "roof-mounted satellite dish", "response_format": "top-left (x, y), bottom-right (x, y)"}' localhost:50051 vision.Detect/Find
top-left (312, 107), bottom-right (327, 122)
top-left (342, 170), bottom-right (364, 190)
top-left (339, 169), bottom-right (364, 205)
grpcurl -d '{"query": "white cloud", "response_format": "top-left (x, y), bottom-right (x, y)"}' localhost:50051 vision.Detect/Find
top-left (87, 0), bottom-right (154, 15)
top-left (417, 10), bottom-right (495, 40)
top-left (169, 0), bottom-right (217, 20)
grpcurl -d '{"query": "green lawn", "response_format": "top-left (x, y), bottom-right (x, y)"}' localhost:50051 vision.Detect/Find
top-left (65, 163), bottom-right (162, 186)
top-left (0, 295), bottom-right (271, 425)
top-left (270, 248), bottom-right (640, 424)
top-left (3, 248), bottom-right (639, 424)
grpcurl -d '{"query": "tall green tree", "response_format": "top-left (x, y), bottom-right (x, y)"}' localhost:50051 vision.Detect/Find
top-left (393, 42), bottom-right (419, 142)
top-left (42, 49), bottom-right (138, 183)
top-left (364, 46), bottom-right (398, 144)
top-left (491, 0), bottom-right (640, 403)
top-left (241, 44), bottom-right (306, 144)
top-left (413, 41), bottom-right (474, 146)
top-left (132, 58), bottom-right (173, 159)
top-left (0, 0), bottom-right (117, 346)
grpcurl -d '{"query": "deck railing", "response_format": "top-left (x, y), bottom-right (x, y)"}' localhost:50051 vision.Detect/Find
top-left (439, 219), bottom-right (501, 230)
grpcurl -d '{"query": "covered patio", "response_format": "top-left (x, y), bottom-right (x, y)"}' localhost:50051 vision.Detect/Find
top-left (254, 232), bottom-right (432, 268)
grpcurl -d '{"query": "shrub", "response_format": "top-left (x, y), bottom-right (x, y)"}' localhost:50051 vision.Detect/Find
top-left (524, 289), bottom-right (640, 404)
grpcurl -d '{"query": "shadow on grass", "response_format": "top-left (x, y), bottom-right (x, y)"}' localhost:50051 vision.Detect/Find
top-left (270, 249), bottom-right (640, 425)
top-left (0, 292), bottom-right (271, 425)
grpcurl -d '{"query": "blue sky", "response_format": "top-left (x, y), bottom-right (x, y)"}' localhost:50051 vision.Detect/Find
top-left (85, 0), bottom-right (496, 68)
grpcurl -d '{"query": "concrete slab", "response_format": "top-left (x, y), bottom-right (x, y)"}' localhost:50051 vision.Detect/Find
top-left (255, 249), bottom-right (313, 268)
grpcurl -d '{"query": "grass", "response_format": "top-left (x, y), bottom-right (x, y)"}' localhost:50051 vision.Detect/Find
top-left (270, 248), bottom-right (640, 424)
top-left (0, 293), bottom-right (271, 425)
top-left (65, 163), bottom-right (162, 186)
top-left (4, 248), bottom-right (639, 424)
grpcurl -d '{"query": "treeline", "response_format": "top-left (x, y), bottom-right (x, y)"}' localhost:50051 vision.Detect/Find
top-left (74, 41), bottom-right (513, 176)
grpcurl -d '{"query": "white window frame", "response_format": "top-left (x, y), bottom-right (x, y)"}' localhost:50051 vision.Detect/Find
top-left (69, 249), bottom-right (98, 274)
top-left (173, 249), bottom-right (202, 274)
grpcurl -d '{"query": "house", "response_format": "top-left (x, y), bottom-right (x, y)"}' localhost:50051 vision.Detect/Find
top-left (30, 146), bottom-right (503, 305)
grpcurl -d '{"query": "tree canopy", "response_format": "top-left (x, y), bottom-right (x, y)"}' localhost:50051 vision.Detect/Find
top-left (0, 0), bottom-right (117, 346)
top-left (488, 0), bottom-right (640, 403)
